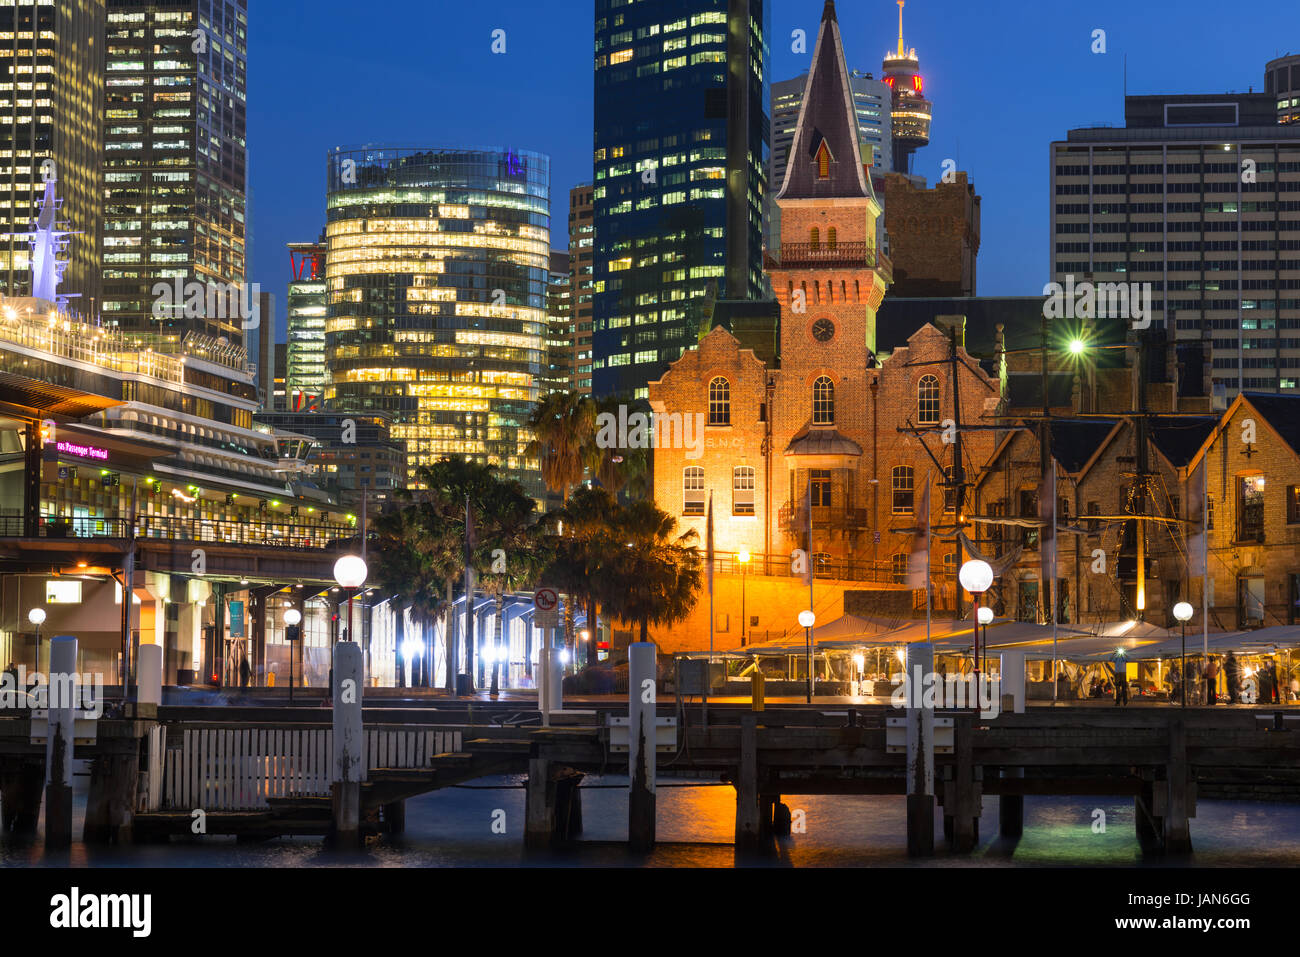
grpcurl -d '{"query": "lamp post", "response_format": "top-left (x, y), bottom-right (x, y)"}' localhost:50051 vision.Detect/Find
top-left (798, 609), bottom-right (815, 703)
top-left (333, 554), bottom-right (368, 646)
top-left (959, 560), bottom-right (994, 703)
top-left (284, 608), bottom-right (302, 705)
top-left (1173, 601), bottom-right (1194, 708)
top-left (738, 549), bottom-right (750, 647)
top-left (28, 608), bottom-right (45, 672)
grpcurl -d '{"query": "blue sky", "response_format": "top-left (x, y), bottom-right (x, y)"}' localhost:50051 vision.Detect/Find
top-left (247, 0), bottom-right (1290, 339)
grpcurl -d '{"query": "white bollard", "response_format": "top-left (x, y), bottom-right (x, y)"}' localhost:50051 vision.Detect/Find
top-left (628, 642), bottom-right (656, 850)
top-left (904, 641), bottom-right (935, 855)
top-left (999, 650), bottom-right (1026, 714)
top-left (331, 641), bottom-right (364, 845)
top-left (137, 644), bottom-right (162, 708)
top-left (549, 645), bottom-right (564, 715)
top-left (45, 635), bottom-right (78, 848)
top-left (538, 648), bottom-right (549, 723)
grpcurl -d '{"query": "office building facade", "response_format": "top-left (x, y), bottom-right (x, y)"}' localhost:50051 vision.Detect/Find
top-left (568, 184), bottom-right (594, 394)
top-left (0, 0), bottom-right (105, 314)
top-left (543, 250), bottom-right (572, 395)
top-left (324, 146), bottom-right (549, 495)
top-left (101, 0), bottom-right (248, 347)
top-left (287, 238), bottom-right (326, 409)
top-left (1268, 54), bottom-right (1300, 127)
top-left (1052, 94), bottom-right (1300, 397)
top-left (592, 0), bottom-right (770, 398)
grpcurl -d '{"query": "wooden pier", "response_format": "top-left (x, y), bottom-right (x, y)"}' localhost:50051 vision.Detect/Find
top-left (1, 704), bottom-right (1298, 853)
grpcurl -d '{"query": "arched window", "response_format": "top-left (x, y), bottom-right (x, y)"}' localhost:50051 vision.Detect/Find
top-left (827, 226), bottom-right (837, 249)
top-left (683, 467), bottom-right (705, 515)
top-left (812, 376), bottom-right (834, 425)
top-left (708, 377), bottom-right (731, 426)
top-left (892, 553), bottom-right (910, 584)
top-left (892, 466), bottom-right (915, 515)
top-left (809, 227), bottom-right (820, 250)
top-left (918, 374), bottom-right (940, 425)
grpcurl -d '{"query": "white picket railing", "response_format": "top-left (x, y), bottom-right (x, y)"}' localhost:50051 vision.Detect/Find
top-left (161, 727), bottom-right (464, 811)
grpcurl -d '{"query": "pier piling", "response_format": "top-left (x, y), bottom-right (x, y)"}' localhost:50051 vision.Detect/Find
top-left (329, 641), bottom-right (363, 848)
top-left (1163, 717), bottom-right (1192, 854)
top-left (733, 712), bottom-right (761, 851)
top-left (628, 643), bottom-right (657, 852)
top-left (43, 636), bottom-right (76, 849)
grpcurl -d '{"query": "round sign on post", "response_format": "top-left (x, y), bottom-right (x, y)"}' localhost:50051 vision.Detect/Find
top-left (534, 587), bottom-right (559, 630)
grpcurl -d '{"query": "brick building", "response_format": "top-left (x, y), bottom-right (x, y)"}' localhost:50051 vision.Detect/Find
top-left (642, 5), bottom-right (1001, 652)
top-left (973, 391), bottom-right (1300, 632)
top-left (882, 171), bottom-right (981, 298)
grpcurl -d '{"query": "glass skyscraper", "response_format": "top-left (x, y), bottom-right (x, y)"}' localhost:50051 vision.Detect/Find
top-left (592, 0), bottom-right (769, 398)
top-left (0, 0), bottom-right (105, 315)
top-left (287, 238), bottom-right (326, 408)
top-left (101, 0), bottom-right (248, 347)
top-left (324, 147), bottom-right (550, 496)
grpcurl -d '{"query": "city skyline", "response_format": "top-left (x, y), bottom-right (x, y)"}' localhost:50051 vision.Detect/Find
top-left (248, 0), bottom-right (1294, 343)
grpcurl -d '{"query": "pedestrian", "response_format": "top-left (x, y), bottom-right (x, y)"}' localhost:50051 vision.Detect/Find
top-left (1204, 656), bottom-right (1221, 706)
top-left (239, 655), bottom-right (251, 690)
top-left (1112, 649), bottom-right (1129, 706)
top-left (1260, 658), bottom-right (1278, 705)
top-left (1267, 659), bottom-right (1281, 704)
top-left (1224, 651), bottom-right (1241, 704)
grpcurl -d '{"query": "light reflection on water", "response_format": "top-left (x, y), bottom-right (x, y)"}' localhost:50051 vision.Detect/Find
top-left (6, 775), bottom-right (1300, 868)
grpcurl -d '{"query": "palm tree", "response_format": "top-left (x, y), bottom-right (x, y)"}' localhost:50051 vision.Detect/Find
top-left (526, 391), bottom-right (594, 504)
top-left (601, 500), bottom-right (703, 645)
top-left (548, 485), bottom-right (622, 668)
top-left (372, 492), bottom-right (462, 688)
top-left (471, 476), bottom-right (549, 696)
top-left (411, 458), bottom-right (503, 692)
top-left (527, 391), bottom-right (598, 669)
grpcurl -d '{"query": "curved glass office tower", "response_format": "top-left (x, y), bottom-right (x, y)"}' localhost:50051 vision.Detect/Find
top-left (324, 147), bottom-right (550, 495)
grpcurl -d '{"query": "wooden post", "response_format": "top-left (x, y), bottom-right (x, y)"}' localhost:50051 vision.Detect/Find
top-left (628, 642), bottom-right (656, 851)
top-left (2, 759), bottom-right (44, 837)
top-left (999, 768), bottom-right (1024, 837)
top-left (1135, 775), bottom-right (1159, 846)
top-left (950, 713), bottom-right (978, 852)
top-left (137, 643), bottom-right (162, 718)
top-left (734, 712), bottom-right (760, 850)
top-left (553, 768), bottom-right (584, 842)
top-left (383, 801), bottom-right (406, 836)
top-left (330, 641), bottom-right (364, 847)
top-left (44, 636), bottom-right (77, 849)
top-left (83, 750), bottom-right (140, 844)
top-left (524, 756), bottom-right (555, 849)
top-left (905, 641), bottom-right (936, 856)
top-left (1163, 717), bottom-right (1192, 853)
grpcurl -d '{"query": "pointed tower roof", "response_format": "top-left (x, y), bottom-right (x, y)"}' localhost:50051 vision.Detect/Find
top-left (775, 0), bottom-right (873, 202)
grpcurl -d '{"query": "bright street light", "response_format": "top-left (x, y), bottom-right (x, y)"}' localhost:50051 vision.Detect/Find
top-left (283, 608), bottom-right (301, 626)
top-left (1173, 602), bottom-right (1193, 623)
top-left (958, 559), bottom-right (993, 595)
top-left (1069, 338), bottom-right (1086, 355)
top-left (1173, 601), bottom-right (1193, 707)
top-left (977, 606), bottom-right (994, 625)
top-left (798, 609), bottom-right (815, 704)
top-left (798, 610), bottom-right (815, 628)
top-left (333, 555), bottom-right (368, 589)
top-left (28, 608), bottom-right (46, 626)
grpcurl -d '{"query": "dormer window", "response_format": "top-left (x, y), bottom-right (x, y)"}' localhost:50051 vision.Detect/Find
top-left (816, 141), bottom-right (831, 179)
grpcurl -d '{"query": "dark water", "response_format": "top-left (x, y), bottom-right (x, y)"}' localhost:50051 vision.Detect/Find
top-left (6, 772), bottom-right (1300, 867)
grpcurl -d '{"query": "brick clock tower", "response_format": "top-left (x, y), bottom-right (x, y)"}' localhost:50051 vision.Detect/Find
top-left (769, 0), bottom-right (890, 380)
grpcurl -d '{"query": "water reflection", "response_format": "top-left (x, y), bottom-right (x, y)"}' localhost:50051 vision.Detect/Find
top-left (5, 775), bottom-right (1300, 867)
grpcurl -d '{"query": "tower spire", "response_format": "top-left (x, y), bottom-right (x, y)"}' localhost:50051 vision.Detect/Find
top-left (897, 0), bottom-right (906, 58)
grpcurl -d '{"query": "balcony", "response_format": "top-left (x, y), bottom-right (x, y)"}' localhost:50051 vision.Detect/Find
top-left (769, 242), bottom-right (892, 274)
top-left (778, 502), bottom-right (871, 534)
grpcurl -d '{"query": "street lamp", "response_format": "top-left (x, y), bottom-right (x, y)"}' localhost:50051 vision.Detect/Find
top-left (738, 549), bottom-right (751, 646)
top-left (959, 560), bottom-right (994, 701)
top-left (798, 609), bottom-right (816, 703)
top-left (1173, 601), bottom-right (1194, 707)
top-left (333, 554), bottom-right (368, 647)
top-left (28, 608), bottom-right (45, 671)
top-left (284, 608), bottom-right (302, 705)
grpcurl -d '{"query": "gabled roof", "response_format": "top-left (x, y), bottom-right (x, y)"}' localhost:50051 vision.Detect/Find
top-left (1051, 419), bottom-right (1119, 473)
top-left (1148, 416), bottom-right (1218, 469)
top-left (1185, 391), bottom-right (1300, 475)
top-left (775, 0), bottom-right (873, 202)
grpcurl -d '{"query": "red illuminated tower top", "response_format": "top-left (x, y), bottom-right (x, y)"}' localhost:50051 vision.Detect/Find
top-left (882, 0), bottom-right (932, 174)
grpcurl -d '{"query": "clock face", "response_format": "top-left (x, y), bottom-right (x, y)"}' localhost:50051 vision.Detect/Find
top-left (812, 318), bottom-right (835, 343)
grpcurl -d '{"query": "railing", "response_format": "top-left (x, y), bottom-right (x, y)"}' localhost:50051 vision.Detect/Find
top-left (0, 514), bottom-right (356, 550)
top-left (778, 503), bottom-right (872, 534)
top-left (705, 548), bottom-right (897, 585)
top-left (773, 242), bottom-right (892, 274)
top-left (160, 726), bottom-right (464, 811)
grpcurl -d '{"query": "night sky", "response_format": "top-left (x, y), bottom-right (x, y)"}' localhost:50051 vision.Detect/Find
top-left (247, 0), bottom-right (1287, 341)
